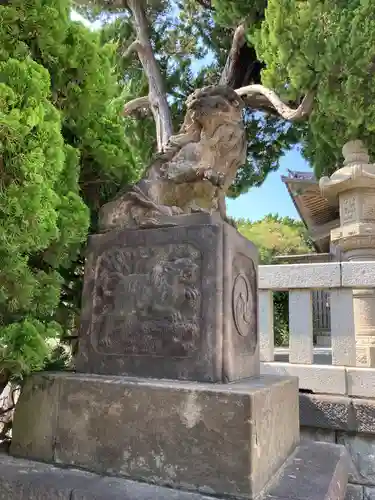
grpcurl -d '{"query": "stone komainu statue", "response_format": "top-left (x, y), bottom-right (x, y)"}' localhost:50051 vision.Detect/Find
top-left (99, 86), bottom-right (246, 230)
top-left (99, 84), bottom-right (314, 231)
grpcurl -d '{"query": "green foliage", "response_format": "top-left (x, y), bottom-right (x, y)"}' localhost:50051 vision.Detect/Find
top-left (253, 0), bottom-right (375, 177)
top-left (212, 0), bottom-right (266, 28)
top-left (237, 214), bottom-right (313, 345)
top-left (86, 0), bottom-right (303, 196)
top-left (229, 113), bottom-right (301, 194)
top-left (236, 213), bottom-right (312, 264)
top-left (0, 0), bottom-right (142, 388)
top-left (0, 320), bottom-right (62, 381)
top-left (0, 52), bottom-right (79, 382)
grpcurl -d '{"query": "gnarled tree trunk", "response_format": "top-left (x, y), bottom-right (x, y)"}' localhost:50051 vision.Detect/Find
top-left (124, 0), bottom-right (173, 152)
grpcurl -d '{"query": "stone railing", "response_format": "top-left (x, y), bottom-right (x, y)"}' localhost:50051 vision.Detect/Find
top-left (258, 260), bottom-right (375, 397)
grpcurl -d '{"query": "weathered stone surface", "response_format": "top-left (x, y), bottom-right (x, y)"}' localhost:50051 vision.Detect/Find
top-left (353, 399), bottom-right (375, 434)
top-left (99, 86), bottom-right (247, 231)
top-left (345, 484), bottom-right (364, 500)
top-left (10, 374), bottom-right (59, 461)
top-left (258, 262), bottom-right (341, 291)
top-left (0, 453), bottom-right (213, 500)
top-left (337, 433), bottom-right (375, 486)
top-left (264, 442), bottom-right (350, 500)
top-left (261, 362), bottom-right (346, 395)
top-left (364, 486), bottom-right (375, 499)
top-left (11, 372), bottom-right (299, 499)
top-left (298, 394), bottom-right (375, 435)
top-left (76, 215), bottom-right (259, 382)
top-left (0, 446), bottom-right (352, 500)
top-left (0, 453), bottom-right (89, 499)
top-left (348, 368), bottom-right (375, 398)
top-left (299, 394), bottom-right (353, 432)
top-left (300, 426), bottom-right (335, 443)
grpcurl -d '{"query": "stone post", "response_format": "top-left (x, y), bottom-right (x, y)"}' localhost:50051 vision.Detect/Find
top-left (320, 140), bottom-right (375, 366)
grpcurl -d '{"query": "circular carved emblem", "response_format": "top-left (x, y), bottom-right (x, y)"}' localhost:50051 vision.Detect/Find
top-left (232, 273), bottom-right (253, 337)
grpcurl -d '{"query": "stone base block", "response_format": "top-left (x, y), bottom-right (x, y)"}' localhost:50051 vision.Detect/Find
top-left (265, 442), bottom-right (350, 500)
top-left (11, 372), bottom-right (299, 499)
top-left (1, 442), bottom-right (351, 500)
top-left (355, 344), bottom-right (375, 367)
top-left (76, 214), bottom-right (259, 383)
top-left (345, 484), bottom-right (364, 500)
top-left (0, 453), bottom-right (211, 500)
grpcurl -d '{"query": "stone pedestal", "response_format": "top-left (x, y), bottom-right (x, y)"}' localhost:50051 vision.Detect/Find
top-left (10, 372), bottom-right (299, 500)
top-left (8, 215), bottom-right (352, 499)
top-left (76, 214), bottom-right (259, 382)
top-left (320, 140), bottom-right (375, 366)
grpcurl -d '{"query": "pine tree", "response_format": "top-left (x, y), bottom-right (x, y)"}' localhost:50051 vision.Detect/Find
top-left (76, 0), bottom-right (310, 192)
top-left (252, 0), bottom-right (375, 176)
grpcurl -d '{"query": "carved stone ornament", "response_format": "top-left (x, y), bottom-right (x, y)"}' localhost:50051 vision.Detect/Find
top-left (320, 140), bottom-right (375, 200)
top-left (99, 86), bottom-right (247, 231)
top-left (76, 216), bottom-right (259, 383)
top-left (319, 140), bottom-right (375, 255)
top-left (92, 243), bottom-right (201, 357)
top-left (232, 274), bottom-right (253, 337)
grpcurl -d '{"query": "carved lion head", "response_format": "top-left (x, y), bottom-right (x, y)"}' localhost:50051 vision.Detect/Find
top-left (151, 257), bottom-right (199, 288)
top-left (186, 85), bottom-right (245, 124)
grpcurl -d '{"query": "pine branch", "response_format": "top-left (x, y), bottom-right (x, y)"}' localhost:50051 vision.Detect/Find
top-left (121, 39), bottom-right (142, 58)
top-left (219, 24), bottom-right (247, 86)
top-left (221, 24), bottom-right (315, 120)
top-left (123, 95), bottom-right (150, 115)
top-left (124, 0), bottom-right (173, 152)
top-left (235, 84), bottom-right (316, 120)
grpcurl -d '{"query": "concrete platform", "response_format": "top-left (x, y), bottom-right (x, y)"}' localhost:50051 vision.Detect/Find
top-left (1, 441), bottom-right (351, 499)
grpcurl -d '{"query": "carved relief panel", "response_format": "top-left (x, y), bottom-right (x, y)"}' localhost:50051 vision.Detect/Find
top-left (91, 244), bottom-right (202, 358)
top-left (232, 253), bottom-right (257, 354)
top-left (76, 218), bottom-right (259, 382)
top-left (340, 195), bottom-right (357, 224)
top-left (361, 194), bottom-right (375, 221)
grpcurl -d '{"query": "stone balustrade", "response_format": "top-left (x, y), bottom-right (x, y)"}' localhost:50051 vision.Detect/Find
top-left (258, 260), bottom-right (375, 499)
top-left (258, 260), bottom-right (375, 397)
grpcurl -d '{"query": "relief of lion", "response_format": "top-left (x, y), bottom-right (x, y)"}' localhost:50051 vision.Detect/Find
top-left (98, 256), bottom-right (200, 347)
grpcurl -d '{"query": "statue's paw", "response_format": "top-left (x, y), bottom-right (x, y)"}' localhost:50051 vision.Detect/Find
top-left (194, 166), bottom-right (209, 180)
top-left (171, 206), bottom-right (184, 215)
top-left (99, 336), bottom-right (111, 347)
top-left (139, 218), bottom-right (161, 228)
top-left (197, 168), bottom-right (226, 187)
top-left (191, 206), bottom-right (209, 214)
top-left (185, 287), bottom-right (198, 301)
top-left (172, 311), bottom-right (183, 322)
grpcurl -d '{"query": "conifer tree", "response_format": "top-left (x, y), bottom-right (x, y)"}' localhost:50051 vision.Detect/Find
top-left (252, 0), bottom-right (375, 176)
top-left (0, 0), bottom-right (143, 399)
top-left (76, 0), bottom-right (311, 192)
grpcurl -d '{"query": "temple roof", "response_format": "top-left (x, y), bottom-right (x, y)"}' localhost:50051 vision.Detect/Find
top-left (281, 170), bottom-right (340, 253)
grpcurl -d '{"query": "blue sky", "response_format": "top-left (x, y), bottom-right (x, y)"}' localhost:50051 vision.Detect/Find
top-left (70, 9), bottom-right (313, 222)
top-left (226, 148), bottom-right (312, 221)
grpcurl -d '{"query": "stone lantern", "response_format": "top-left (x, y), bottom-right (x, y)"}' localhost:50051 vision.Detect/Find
top-left (320, 140), bottom-right (375, 366)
